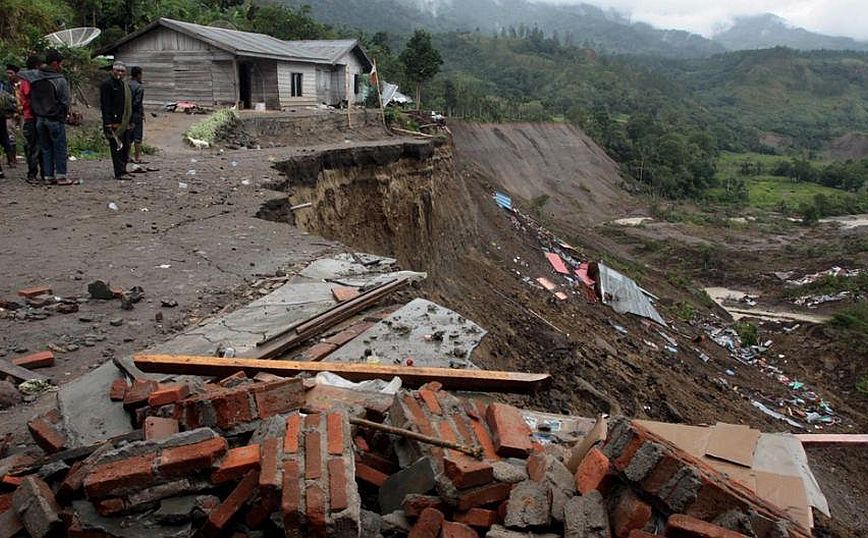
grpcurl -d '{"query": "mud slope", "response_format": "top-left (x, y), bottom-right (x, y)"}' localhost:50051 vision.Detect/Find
top-left (451, 122), bottom-right (637, 224)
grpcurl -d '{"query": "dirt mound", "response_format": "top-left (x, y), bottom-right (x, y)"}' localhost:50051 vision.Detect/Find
top-left (826, 132), bottom-right (868, 160)
top-left (450, 122), bottom-right (637, 224)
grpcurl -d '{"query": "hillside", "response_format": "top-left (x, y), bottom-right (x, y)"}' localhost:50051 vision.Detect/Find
top-left (281, 0), bottom-right (725, 58)
top-left (713, 13), bottom-right (868, 52)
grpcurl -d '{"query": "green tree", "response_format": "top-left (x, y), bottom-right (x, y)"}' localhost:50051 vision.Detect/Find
top-left (399, 29), bottom-right (442, 110)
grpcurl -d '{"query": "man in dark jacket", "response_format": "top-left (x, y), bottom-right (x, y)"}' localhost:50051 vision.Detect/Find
top-left (20, 49), bottom-right (71, 185)
top-left (129, 66), bottom-right (145, 165)
top-left (100, 61), bottom-right (133, 180)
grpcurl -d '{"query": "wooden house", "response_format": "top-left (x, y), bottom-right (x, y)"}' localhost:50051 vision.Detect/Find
top-left (97, 18), bottom-right (373, 110)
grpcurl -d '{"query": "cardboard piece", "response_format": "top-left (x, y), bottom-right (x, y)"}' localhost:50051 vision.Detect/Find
top-left (705, 422), bottom-right (761, 467)
top-left (755, 471), bottom-right (813, 530)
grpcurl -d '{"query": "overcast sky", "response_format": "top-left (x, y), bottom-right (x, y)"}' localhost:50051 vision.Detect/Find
top-left (547, 0), bottom-right (868, 41)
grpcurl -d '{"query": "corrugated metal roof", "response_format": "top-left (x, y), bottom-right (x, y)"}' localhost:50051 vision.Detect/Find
top-left (595, 261), bottom-right (667, 326)
top-left (161, 19), bottom-right (327, 62)
top-left (290, 40), bottom-right (357, 63)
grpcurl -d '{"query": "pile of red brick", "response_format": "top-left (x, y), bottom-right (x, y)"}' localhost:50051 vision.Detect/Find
top-left (0, 372), bottom-right (814, 538)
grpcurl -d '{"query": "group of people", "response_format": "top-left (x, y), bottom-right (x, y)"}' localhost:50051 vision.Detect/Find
top-left (0, 51), bottom-right (146, 184)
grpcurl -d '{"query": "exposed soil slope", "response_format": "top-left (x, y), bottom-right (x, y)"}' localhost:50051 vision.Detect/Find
top-left (450, 122), bottom-right (638, 224)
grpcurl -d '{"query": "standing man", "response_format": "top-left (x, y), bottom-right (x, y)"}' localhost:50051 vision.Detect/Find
top-left (7, 59), bottom-right (42, 182)
top-left (0, 74), bottom-right (15, 175)
top-left (129, 66), bottom-right (145, 165)
top-left (100, 61), bottom-right (133, 180)
top-left (23, 49), bottom-right (71, 185)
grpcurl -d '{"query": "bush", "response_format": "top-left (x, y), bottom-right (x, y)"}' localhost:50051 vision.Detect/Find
top-left (735, 321), bottom-right (758, 346)
top-left (184, 109), bottom-right (239, 147)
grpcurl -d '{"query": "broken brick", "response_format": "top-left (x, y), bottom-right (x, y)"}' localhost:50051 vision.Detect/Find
top-left (212, 444), bottom-right (261, 484)
top-left (457, 481), bottom-right (513, 511)
top-left (355, 462), bottom-right (389, 487)
top-left (418, 389), bottom-right (442, 415)
top-left (327, 412), bottom-right (345, 455)
top-left (18, 286), bottom-right (51, 298)
top-left (485, 403), bottom-right (533, 458)
top-left (84, 453), bottom-right (158, 499)
top-left (665, 514), bottom-right (748, 538)
top-left (200, 470), bottom-right (259, 537)
top-left (441, 521), bottom-right (478, 538)
top-left (158, 436), bottom-right (227, 478)
top-left (611, 488), bottom-right (653, 538)
top-left (357, 451), bottom-right (395, 475)
top-left (284, 414), bottom-right (301, 453)
top-left (144, 416), bottom-right (180, 441)
top-left (147, 384), bottom-right (190, 407)
top-left (217, 371), bottom-right (248, 388)
top-left (123, 379), bottom-right (159, 410)
top-left (402, 494), bottom-right (445, 517)
top-left (95, 498), bottom-right (125, 516)
top-left (109, 378), bottom-right (128, 401)
top-left (212, 388), bottom-right (255, 429)
top-left (331, 286), bottom-right (361, 302)
top-left (575, 447), bottom-right (613, 495)
top-left (11, 476), bottom-right (62, 538)
top-left (306, 484), bottom-right (327, 537)
top-left (27, 416), bottom-right (66, 453)
top-left (12, 351), bottom-right (54, 370)
top-left (259, 437), bottom-right (282, 491)
top-left (454, 507), bottom-right (499, 528)
top-left (250, 377), bottom-right (304, 419)
top-left (409, 507), bottom-right (445, 538)
top-left (444, 456), bottom-right (494, 490)
top-left (281, 460), bottom-right (301, 532)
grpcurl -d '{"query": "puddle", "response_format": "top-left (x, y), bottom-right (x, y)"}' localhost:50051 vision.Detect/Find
top-left (704, 287), bottom-right (831, 324)
top-left (819, 213), bottom-right (868, 230)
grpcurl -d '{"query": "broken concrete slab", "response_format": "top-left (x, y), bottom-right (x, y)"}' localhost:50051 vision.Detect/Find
top-left (378, 457), bottom-right (437, 515)
top-left (326, 298), bottom-right (487, 368)
top-left (72, 500), bottom-right (191, 537)
top-left (58, 361), bottom-right (136, 448)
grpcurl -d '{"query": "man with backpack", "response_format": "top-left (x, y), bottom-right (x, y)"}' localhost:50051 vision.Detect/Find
top-left (7, 60), bottom-right (42, 182)
top-left (20, 49), bottom-right (71, 185)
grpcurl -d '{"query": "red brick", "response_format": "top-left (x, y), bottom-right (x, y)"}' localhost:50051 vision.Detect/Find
top-left (0, 492), bottom-right (11, 512)
top-left (402, 494), bottom-right (445, 517)
top-left (305, 412), bottom-right (322, 429)
top-left (327, 458), bottom-right (349, 512)
top-left (419, 390), bottom-right (442, 415)
top-left (331, 286), bottom-right (361, 302)
top-left (485, 403), bottom-right (533, 458)
top-left (251, 378), bottom-right (304, 418)
top-left (212, 444), bottom-right (261, 484)
top-left (27, 417), bottom-right (67, 453)
top-left (1, 474), bottom-right (23, 488)
top-left (444, 456), bottom-right (494, 490)
top-left (441, 521), bottom-right (479, 538)
top-left (327, 413), bottom-right (345, 456)
top-left (357, 451), bottom-right (396, 475)
top-left (611, 488), bottom-right (653, 538)
top-left (109, 378), bottom-right (128, 401)
top-left (305, 432), bottom-right (322, 480)
top-left (281, 460), bottom-right (301, 531)
top-left (259, 437), bottom-right (282, 491)
top-left (217, 371), bottom-right (248, 388)
top-left (18, 286), bottom-right (51, 298)
top-left (665, 514), bottom-right (748, 538)
top-left (451, 414), bottom-right (476, 446)
top-left (123, 380), bottom-right (159, 410)
top-left (403, 394), bottom-right (435, 436)
top-left (575, 447), bottom-right (613, 495)
top-left (95, 498), bottom-right (125, 516)
top-left (300, 342), bottom-right (339, 361)
top-left (157, 436), bottom-right (228, 478)
top-left (201, 470), bottom-right (259, 537)
top-left (454, 507), bottom-right (499, 528)
top-left (630, 532), bottom-right (662, 538)
top-left (284, 414), bottom-right (301, 453)
top-left (409, 507), bottom-right (444, 538)
top-left (639, 451), bottom-right (685, 495)
top-left (306, 484), bottom-right (327, 538)
top-left (467, 414), bottom-right (498, 461)
top-left (83, 453), bottom-right (157, 499)
top-left (354, 435), bottom-right (370, 452)
top-left (457, 482), bottom-right (513, 511)
top-left (13, 351), bottom-right (54, 369)
top-left (685, 480), bottom-right (749, 521)
top-left (355, 462), bottom-right (388, 487)
top-left (147, 384), bottom-right (190, 407)
top-left (213, 389), bottom-right (255, 429)
top-left (420, 381), bottom-right (443, 392)
top-left (143, 416), bottom-right (179, 441)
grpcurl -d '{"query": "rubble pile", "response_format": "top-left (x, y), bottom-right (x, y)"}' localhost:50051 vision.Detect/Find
top-left (0, 369), bottom-right (816, 538)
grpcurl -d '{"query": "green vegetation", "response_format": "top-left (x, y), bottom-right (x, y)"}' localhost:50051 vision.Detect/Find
top-left (735, 321), bottom-right (759, 346)
top-left (399, 30), bottom-right (443, 109)
top-left (828, 302), bottom-right (868, 353)
top-left (783, 272), bottom-right (868, 299)
top-left (673, 301), bottom-right (696, 322)
top-left (185, 108), bottom-right (239, 147)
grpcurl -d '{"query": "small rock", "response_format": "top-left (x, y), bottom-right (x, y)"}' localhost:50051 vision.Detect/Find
top-left (109, 318), bottom-right (124, 327)
top-left (88, 280), bottom-right (115, 300)
top-left (0, 380), bottom-right (23, 409)
top-left (161, 298), bottom-right (178, 308)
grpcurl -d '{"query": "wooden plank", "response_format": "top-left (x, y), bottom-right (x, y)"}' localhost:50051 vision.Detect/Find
top-left (0, 359), bottom-right (49, 383)
top-left (796, 434), bottom-right (868, 446)
top-left (134, 354), bottom-right (552, 394)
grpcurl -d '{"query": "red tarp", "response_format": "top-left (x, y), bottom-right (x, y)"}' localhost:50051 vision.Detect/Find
top-left (545, 252), bottom-right (570, 275)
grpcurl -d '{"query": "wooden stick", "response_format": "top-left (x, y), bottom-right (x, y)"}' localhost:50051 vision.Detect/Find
top-left (350, 417), bottom-right (482, 459)
top-left (134, 354), bottom-right (552, 394)
top-left (796, 434), bottom-right (868, 446)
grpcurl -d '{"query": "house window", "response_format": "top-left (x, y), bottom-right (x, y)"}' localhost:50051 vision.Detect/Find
top-left (353, 74), bottom-right (360, 95)
top-left (291, 73), bottom-right (303, 97)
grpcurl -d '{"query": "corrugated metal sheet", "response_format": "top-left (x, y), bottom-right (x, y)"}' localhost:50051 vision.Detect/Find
top-left (595, 262), bottom-right (666, 326)
top-left (493, 191), bottom-right (513, 210)
top-left (291, 40), bottom-right (356, 62)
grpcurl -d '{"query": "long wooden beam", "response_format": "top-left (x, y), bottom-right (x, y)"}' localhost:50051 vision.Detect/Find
top-left (134, 354), bottom-right (552, 394)
top-left (796, 434), bottom-right (868, 446)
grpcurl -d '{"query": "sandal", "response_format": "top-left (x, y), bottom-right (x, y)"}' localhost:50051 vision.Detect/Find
top-left (56, 178), bottom-right (76, 186)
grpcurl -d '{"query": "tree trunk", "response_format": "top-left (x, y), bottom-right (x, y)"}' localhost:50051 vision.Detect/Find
top-left (415, 82), bottom-right (422, 111)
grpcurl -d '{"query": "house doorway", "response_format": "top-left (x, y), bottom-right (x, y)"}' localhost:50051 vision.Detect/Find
top-left (238, 62), bottom-right (252, 109)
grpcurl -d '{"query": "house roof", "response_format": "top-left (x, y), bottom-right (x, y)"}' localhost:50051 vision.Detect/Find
top-left (98, 18), bottom-right (372, 68)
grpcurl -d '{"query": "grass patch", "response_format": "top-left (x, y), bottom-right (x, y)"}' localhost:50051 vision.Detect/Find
top-left (67, 125), bottom-right (158, 160)
top-left (735, 321), bottom-right (759, 346)
top-left (784, 272), bottom-right (868, 298)
top-left (185, 108), bottom-right (239, 147)
top-left (673, 301), bottom-right (696, 322)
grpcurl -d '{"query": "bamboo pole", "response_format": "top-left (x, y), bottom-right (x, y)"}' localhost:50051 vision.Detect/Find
top-left (350, 417), bottom-right (482, 459)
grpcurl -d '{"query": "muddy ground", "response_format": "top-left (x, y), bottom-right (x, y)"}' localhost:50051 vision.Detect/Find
top-left (0, 113), bottom-right (865, 536)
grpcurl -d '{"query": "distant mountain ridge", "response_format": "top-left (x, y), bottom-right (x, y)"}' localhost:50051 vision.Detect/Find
top-left (712, 13), bottom-right (868, 52)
